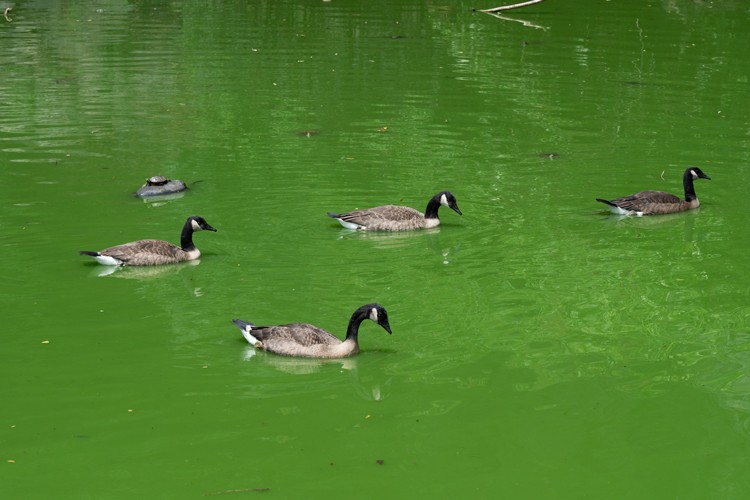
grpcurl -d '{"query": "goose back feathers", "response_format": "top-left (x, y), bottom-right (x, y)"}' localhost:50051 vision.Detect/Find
top-left (232, 304), bottom-right (392, 358)
top-left (327, 191), bottom-right (462, 231)
top-left (596, 167), bottom-right (711, 216)
top-left (80, 215), bottom-right (216, 266)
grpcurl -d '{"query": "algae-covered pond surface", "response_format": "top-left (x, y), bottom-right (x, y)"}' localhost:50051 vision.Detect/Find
top-left (3, 1), bottom-right (750, 497)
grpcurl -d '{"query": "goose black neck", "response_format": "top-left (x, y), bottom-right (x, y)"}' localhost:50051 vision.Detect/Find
top-left (180, 220), bottom-right (196, 251)
top-left (683, 169), bottom-right (697, 202)
top-left (424, 194), bottom-right (442, 220)
top-left (344, 309), bottom-right (369, 342)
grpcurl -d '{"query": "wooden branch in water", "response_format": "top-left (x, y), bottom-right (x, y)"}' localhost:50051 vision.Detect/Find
top-left (487, 13), bottom-right (548, 31)
top-left (480, 0), bottom-right (545, 13)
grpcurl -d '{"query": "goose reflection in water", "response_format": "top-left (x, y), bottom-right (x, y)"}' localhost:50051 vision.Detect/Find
top-left (601, 208), bottom-right (702, 227)
top-left (90, 259), bottom-right (201, 278)
top-left (241, 349), bottom-right (392, 401)
top-left (335, 225), bottom-right (440, 243)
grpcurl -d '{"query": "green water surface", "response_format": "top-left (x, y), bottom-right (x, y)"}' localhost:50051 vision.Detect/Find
top-left (2, 1), bottom-right (750, 498)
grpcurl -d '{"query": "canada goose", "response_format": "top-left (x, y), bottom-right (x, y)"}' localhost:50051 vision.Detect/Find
top-left (596, 167), bottom-right (711, 216)
top-left (135, 175), bottom-right (187, 198)
top-left (232, 304), bottom-right (392, 358)
top-left (327, 191), bottom-right (462, 231)
top-left (79, 215), bottom-right (216, 266)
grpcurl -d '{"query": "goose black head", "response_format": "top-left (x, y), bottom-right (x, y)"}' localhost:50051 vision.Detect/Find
top-left (188, 216), bottom-right (217, 232)
top-left (365, 304), bottom-right (392, 334)
top-left (439, 191), bottom-right (462, 216)
top-left (688, 167), bottom-right (711, 181)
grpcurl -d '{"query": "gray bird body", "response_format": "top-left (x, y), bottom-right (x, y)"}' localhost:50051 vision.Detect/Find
top-left (596, 167), bottom-right (711, 216)
top-left (80, 216), bottom-right (216, 266)
top-left (327, 191), bottom-right (462, 231)
top-left (232, 304), bottom-right (392, 358)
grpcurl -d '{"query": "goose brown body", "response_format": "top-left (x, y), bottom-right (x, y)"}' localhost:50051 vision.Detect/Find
top-left (88, 239), bottom-right (198, 266)
top-left (80, 216), bottom-right (216, 266)
top-left (327, 191), bottom-right (461, 231)
top-left (232, 304), bottom-right (392, 358)
top-left (596, 167), bottom-right (710, 216)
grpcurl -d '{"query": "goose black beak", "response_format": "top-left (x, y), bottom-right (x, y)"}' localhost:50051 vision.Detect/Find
top-left (381, 322), bottom-right (393, 335)
top-left (451, 205), bottom-right (463, 216)
top-left (205, 225), bottom-right (217, 232)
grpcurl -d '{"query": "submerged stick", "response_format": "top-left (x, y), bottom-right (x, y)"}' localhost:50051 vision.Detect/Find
top-left (480, 0), bottom-right (545, 13)
top-left (486, 13), bottom-right (547, 30)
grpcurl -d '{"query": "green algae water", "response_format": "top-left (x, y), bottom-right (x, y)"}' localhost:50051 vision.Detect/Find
top-left (3, 1), bottom-right (750, 497)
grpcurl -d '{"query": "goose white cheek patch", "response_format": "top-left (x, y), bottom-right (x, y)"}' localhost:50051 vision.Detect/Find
top-left (369, 308), bottom-right (379, 322)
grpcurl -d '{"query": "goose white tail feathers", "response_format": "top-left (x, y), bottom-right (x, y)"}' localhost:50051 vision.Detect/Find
top-left (79, 251), bottom-right (122, 266)
top-left (231, 319), bottom-right (263, 347)
top-left (326, 213), bottom-right (360, 230)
